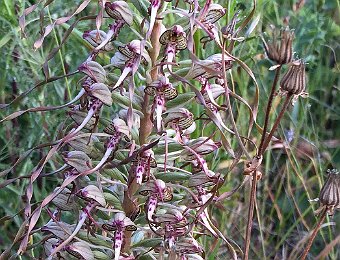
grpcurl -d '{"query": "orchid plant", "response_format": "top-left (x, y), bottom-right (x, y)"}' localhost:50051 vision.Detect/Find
top-left (1, 0), bottom-right (320, 260)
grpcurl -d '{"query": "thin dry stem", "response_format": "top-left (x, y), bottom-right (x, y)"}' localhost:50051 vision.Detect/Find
top-left (258, 66), bottom-right (282, 155)
top-left (261, 93), bottom-right (292, 153)
top-left (300, 207), bottom-right (328, 260)
top-left (243, 170), bottom-right (258, 260)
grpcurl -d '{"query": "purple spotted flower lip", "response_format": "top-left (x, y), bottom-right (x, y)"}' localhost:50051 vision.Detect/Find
top-left (101, 212), bottom-right (136, 260)
top-left (133, 149), bottom-right (156, 184)
top-left (145, 75), bottom-right (178, 132)
top-left (90, 1), bottom-right (133, 52)
top-left (160, 25), bottom-right (187, 71)
top-left (139, 179), bottom-right (173, 221)
top-left (111, 40), bottom-right (150, 90)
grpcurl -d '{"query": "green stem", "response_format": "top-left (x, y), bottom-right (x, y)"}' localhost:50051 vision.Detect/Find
top-left (47, 8), bottom-right (71, 99)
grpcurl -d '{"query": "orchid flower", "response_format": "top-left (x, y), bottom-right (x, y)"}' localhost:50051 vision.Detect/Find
top-left (133, 149), bottom-right (157, 184)
top-left (92, 1), bottom-right (133, 52)
top-left (83, 29), bottom-right (114, 51)
top-left (89, 118), bottom-right (131, 172)
top-left (196, 187), bottom-right (217, 237)
top-left (101, 212), bottom-right (137, 260)
top-left (63, 61), bottom-right (109, 137)
top-left (199, 4), bottom-right (226, 45)
top-left (112, 40), bottom-right (150, 90)
top-left (175, 236), bottom-right (203, 255)
top-left (159, 25), bottom-right (187, 71)
top-left (145, 75), bottom-right (178, 132)
top-left (139, 179), bottom-right (173, 221)
top-left (154, 208), bottom-right (189, 250)
top-left (183, 137), bottom-right (220, 177)
top-left (47, 185), bottom-right (105, 258)
top-left (164, 108), bottom-right (195, 142)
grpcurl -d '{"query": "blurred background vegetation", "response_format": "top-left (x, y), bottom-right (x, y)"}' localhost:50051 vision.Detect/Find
top-left (0, 0), bottom-right (339, 259)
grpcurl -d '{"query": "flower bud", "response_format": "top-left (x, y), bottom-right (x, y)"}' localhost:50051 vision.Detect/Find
top-left (69, 134), bottom-right (95, 155)
top-left (105, 1), bottom-right (133, 26)
top-left (280, 59), bottom-right (306, 94)
top-left (104, 118), bottom-right (131, 139)
top-left (79, 61), bottom-right (107, 83)
top-left (69, 109), bottom-right (96, 130)
top-left (188, 137), bottom-right (221, 155)
top-left (83, 30), bottom-right (114, 51)
top-left (88, 83), bottom-right (113, 106)
top-left (319, 169), bottom-right (340, 213)
top-left (186, 54), bottom-right (233, 79)
top-left (42, 221), bottom-right (75, 240)
top-left (52, 187), bottom-right (77, 211)
top-left (67, 241), bottom-right (94, 260)
top-left (164, 108), bottom-right (194, 130)
top-left (80, 185), bottom-right (106, 206)
top-left (64, 151), bottom-right (92, 173)
top-left (111, 51), bottom-right (129, 69)
top-left (202, 4), bottom-right (226, 24)
top-left (262, 26), bottom-right (294, 65)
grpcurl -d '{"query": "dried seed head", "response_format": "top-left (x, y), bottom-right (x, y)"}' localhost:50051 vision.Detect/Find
top-left (279, 59), bottom-right (308, 103)
top-left (319, 169), bottom-right (340, 213)
top-left (88, 83), bottom-right (112, 106)
top-left (105, 1), bottom-right (133, 25)
top-left (262, 26), bottom-right (294, 65)
top-left (64, 151), bottom-right (92, 173)
top-left (159, 25), bottom-right (187, 50)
